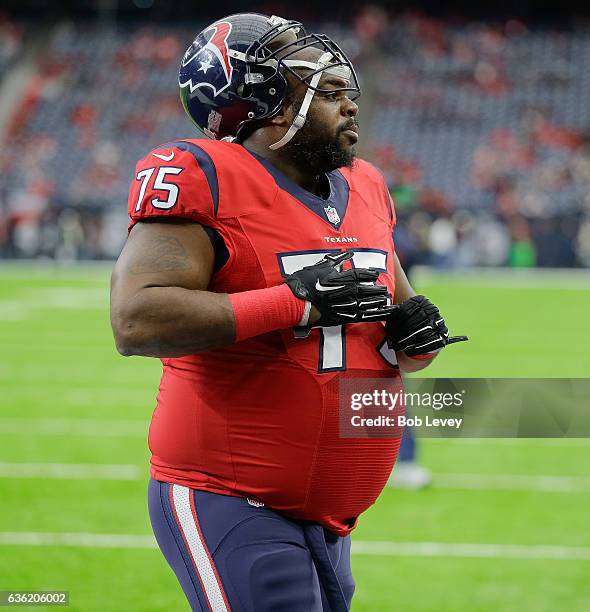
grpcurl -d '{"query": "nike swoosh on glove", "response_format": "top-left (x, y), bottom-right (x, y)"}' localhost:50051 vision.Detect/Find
top-left (385, 295), bottom-right (468, 357)
top-left (285, 251), bottom-right (396, 328)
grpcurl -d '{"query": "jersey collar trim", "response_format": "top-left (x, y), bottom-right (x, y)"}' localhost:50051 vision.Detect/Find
top-left (244, 148), bottom-right (349, 230)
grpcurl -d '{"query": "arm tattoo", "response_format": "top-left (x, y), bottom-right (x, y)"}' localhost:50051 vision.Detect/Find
top-left (129, 235), bottom-right (192, 274)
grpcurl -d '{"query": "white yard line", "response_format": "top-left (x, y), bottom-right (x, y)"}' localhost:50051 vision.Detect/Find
top-left (412, 265), bottom-right (590, 290)
top-left (0, 286), bottom-right (108, 311)
top-left (425, 438), bottom-right (590, 447)
top-left (0, 418), bottom-right (147, 437)
top-left (2, 419), bottom-right (589, 444)
top-left (3, 261), bottom-right (589, 287)
top-left (0, 532), bottom-right (157, 549)
top-left (1, 532), bottom-right (589, 560)
top-left (434, 473), bottom-right (590, 492)
top-left (0, 301), bottom-right (32, 320)
top-left (0, 461), bottom-right (588, 492)
top-left (0, 462), bottom-right (143, 480)
top-left (351, 541), bottom-right (590, 560)
top-left (0, 260), bottom-right (112, 276)
top-left (0, 288), bottom-right (108, 320)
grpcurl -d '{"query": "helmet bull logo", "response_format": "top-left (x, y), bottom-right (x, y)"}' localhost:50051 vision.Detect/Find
top-left (180, 21), bottom-right (234, 96)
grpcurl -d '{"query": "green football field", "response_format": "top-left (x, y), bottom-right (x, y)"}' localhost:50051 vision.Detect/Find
top-left (1, 264), bottom-right (589, 611)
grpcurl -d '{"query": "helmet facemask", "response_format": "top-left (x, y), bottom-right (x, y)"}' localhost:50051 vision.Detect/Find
top-left (238, 17), bottom-right (361, 148)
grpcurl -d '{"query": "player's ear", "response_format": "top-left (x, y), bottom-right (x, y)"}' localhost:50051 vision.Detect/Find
top-left (268, 99), bottom-right (294, 128)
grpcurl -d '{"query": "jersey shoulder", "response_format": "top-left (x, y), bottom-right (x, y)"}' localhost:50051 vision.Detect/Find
top-left (194, 139), bottom-right (278, 217)
top-left (341, 158), bottom-right (396, 226)
top-left (127, 139), bottom-right (275, 229)
top-left (128, 139), bottom-right (221, 228)
top-left (348, 157), bottom-right (387, 184)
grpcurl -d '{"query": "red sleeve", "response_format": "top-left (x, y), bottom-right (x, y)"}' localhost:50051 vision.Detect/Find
top-left (127, 141), bottom-right (219, 231)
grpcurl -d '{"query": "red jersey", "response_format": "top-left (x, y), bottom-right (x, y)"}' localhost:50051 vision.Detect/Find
top-left (127, 139), bottom-right (402, 535)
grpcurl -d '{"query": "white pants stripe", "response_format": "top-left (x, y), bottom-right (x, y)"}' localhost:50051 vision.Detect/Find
top-left (170, 484), bottom-right (229, 611)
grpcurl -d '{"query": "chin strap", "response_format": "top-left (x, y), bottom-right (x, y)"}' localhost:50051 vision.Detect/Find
top-left (269, 51), bottom-right (333, 150)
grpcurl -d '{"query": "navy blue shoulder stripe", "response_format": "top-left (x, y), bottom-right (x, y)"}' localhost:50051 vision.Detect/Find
top-left (384, 184), bottom-right (394, 221)
top-left (155, 140), bottom-right (219, 217)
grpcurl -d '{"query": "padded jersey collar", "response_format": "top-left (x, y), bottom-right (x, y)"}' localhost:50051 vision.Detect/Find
top-left (242, 147), bottom-right (350, 230)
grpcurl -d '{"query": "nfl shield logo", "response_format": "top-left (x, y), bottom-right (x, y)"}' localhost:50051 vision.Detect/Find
top-left (324, 205), bottom-right (340, 225)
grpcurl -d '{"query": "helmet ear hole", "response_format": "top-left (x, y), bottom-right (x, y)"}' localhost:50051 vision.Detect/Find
top-left (237, 83), bottom-right (253, 98)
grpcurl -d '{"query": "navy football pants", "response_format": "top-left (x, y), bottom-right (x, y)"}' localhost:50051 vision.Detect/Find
top-left (148, 479), bottom-right (355, 611)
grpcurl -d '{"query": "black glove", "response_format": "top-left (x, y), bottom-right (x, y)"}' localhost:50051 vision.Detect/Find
top-left (385, 295), bottom-right (468, 356)
top-left (285, 251), bottom-right (396, 327)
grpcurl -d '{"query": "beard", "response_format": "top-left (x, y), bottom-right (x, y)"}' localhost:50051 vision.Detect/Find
top-left (282, 109), bottom-right (356, 175)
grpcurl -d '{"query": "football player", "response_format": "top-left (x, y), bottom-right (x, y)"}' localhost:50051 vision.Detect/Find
top-left (110, 13), bottom-right (467, 611)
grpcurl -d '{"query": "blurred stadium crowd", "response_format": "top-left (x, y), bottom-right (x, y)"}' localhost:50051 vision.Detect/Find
top-left (1, 7), bottom-right (589, 267)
